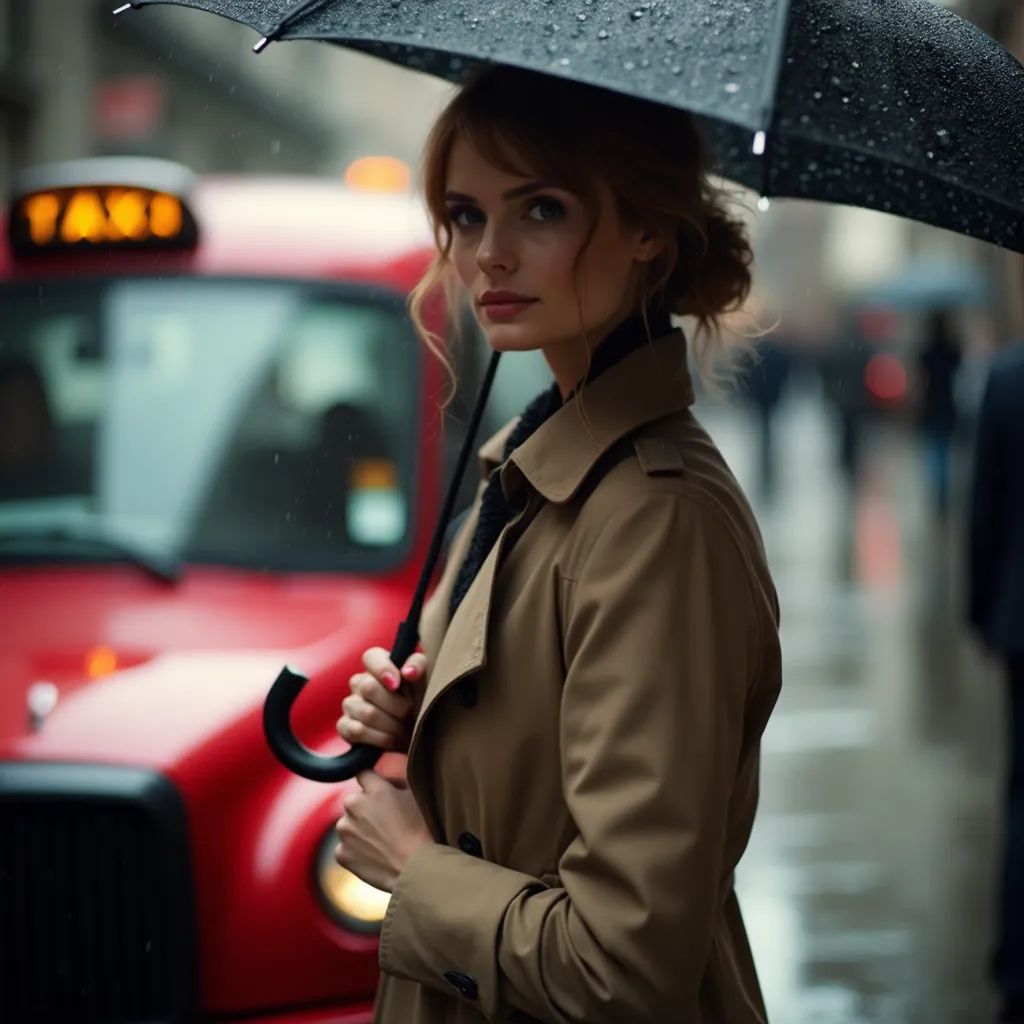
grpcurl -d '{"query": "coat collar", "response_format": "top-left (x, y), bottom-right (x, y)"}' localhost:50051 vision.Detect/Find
top-left (477, 327), bottom-right (695, 504)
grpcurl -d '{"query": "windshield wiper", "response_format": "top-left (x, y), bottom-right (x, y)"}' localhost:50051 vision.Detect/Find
top-left (0, 525), bottom-right (183, 584)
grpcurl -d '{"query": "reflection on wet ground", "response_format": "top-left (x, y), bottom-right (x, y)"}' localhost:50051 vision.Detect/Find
top-left (700, 384), bottom-right (1002, 1023)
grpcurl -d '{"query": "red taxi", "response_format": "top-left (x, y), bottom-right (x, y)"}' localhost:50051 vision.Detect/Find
top-left (0, 156), bottom-right (453, 1023)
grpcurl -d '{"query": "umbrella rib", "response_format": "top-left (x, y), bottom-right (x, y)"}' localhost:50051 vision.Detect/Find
top-left (758, 0), bottom-right (796, 197)
top-left (254, 0), bottom-right (328, 52)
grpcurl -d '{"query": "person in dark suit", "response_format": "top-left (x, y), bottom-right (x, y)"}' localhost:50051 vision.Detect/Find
top-left (918, 309), bottom-right (962, 518)
top-left (968, 334), bottom-right (1024, 1024)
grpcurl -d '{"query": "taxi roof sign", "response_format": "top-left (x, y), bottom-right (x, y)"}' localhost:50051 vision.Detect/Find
top-left (8, 157), bottom-right (200, 256)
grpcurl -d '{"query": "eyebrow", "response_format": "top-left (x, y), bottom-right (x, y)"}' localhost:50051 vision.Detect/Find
top-left (444, 181), bottom-right (551, 203)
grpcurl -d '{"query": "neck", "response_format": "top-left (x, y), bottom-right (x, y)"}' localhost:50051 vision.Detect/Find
top-left (543, 307), bottom-right (672, 401)
top-left (543, 343), bottom-right (592, 403)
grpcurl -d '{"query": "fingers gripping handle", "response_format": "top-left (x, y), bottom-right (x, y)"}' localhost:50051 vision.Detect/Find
top-left (262, 619), bottom-right (421, 782)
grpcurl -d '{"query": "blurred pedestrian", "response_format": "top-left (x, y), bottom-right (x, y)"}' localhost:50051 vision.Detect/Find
top-left (740, 333), bottom-right (792, 502)
top-left (819, 324), bottom-right (871, 484)
top-left (918, 309), bottom-right (962, 519)
top-left (967, 325), bottom-right (1024, 1024)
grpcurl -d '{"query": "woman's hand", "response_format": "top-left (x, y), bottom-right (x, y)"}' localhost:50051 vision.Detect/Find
top-left (337, 647), bottom-right (430, 754)
top-left (334, 771), bottom-right (434, 893)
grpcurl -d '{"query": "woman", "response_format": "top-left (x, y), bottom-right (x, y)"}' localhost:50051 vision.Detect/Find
top-left (333, 66), bottom-right (782, 1024)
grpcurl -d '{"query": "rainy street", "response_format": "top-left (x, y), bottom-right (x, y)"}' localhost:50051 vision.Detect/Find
top-left (702, 382), bottom-right (1003, 1023)
top-left (2, 1), bottom-right (1024, 1022)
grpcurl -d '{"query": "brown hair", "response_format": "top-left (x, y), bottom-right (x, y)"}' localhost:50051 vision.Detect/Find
top-left (409, 65), bottom-right (755, 400)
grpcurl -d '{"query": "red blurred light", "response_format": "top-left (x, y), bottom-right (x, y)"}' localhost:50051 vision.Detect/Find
top-left (864, 353), bottom-right (907, 404)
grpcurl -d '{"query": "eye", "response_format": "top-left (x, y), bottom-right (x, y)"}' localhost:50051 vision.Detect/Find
top-left (526, 196), bottom-right (565, 222)
top-left (448, 204), bottom-right (484, 229)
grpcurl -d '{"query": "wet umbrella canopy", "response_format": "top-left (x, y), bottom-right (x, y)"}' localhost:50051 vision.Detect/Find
top-left (119, 0), bottom-right (1024, 252)
top-left (116, 0), bottom-right (1024, 781)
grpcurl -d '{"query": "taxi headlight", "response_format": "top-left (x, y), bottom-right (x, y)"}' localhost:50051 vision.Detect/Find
top-left (316, 828), bottom-right (390, 934)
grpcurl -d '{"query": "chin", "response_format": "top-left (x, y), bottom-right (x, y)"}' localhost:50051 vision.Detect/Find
top-left (480, 322), bottom-right (547, 353)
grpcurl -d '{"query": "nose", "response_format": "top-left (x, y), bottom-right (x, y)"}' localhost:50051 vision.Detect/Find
top-left (476, 219), bottom-right (517, 277)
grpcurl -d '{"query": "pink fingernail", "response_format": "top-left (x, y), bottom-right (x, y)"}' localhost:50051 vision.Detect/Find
top-left (401, 664), bottom-right (420, 680)
top-left (383, 672), bottom-right (400, 691)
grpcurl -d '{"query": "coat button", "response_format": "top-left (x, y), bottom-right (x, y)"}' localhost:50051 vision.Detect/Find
top-left (457, 831), bottom-right (482, 858)
top-left (457, 678), bottom-right (478, 707)
top-left (443, 970), bottom-right (479, 1000)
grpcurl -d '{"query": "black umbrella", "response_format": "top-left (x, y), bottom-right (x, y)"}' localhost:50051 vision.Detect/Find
top-left (114, 0), bottom-right (1024, 782)
top-left (117, 0), bottom-right (1024, 251)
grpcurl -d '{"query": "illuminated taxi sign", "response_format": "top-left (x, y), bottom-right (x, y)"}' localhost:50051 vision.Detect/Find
top-left (9, 185), bottom-right (198, 255)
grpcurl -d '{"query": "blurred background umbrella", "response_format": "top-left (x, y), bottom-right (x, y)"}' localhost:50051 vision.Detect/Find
top-left (113, 0), bottom-right (1024, 781)
top-left (117, 0), bottom-right (1024, 253)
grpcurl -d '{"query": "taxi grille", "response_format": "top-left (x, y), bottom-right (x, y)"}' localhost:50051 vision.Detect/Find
top-left (0, 764), bottom-right (196, 1023)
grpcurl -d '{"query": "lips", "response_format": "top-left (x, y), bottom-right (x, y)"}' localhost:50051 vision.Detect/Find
top-left (479, 290), bottom-right (537, 306)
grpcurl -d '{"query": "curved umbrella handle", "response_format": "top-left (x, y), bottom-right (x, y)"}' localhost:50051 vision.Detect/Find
top-left (263, 620), bottom-right (421, 782)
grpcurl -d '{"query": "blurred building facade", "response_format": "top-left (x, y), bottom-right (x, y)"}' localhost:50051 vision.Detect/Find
top-left (0, 0), bottom-right (450, 196)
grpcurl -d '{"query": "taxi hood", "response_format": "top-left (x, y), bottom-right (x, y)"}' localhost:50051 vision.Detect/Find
top-left (0, 565), bottom-right (399, 770)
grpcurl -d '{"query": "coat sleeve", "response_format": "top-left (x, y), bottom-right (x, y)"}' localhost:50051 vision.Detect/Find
top-left (967, 366), bottom-right (1006, 643)
top-left (379, 488), bottom-right (765, 1022)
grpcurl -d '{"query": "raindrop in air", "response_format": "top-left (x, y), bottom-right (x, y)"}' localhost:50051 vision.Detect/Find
top-left (757, 196), bottom-right (771, 212)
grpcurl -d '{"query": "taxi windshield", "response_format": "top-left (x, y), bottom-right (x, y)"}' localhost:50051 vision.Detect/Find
top-left (0, 277), bottom-right (420, 574)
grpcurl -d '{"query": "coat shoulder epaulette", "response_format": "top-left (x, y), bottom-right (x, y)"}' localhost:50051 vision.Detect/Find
top-left (632, 436), bottom-right (686, 476)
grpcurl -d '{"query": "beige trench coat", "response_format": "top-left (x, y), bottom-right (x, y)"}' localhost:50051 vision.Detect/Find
top-left (373, 327), bottom-right (782, 1024)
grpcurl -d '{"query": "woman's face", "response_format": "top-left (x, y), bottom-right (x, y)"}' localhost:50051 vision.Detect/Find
top-left (444, 135), bottom-right (661, 358)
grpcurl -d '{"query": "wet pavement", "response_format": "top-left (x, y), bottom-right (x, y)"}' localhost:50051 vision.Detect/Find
top-left (699, 382), bottom-right (1004, 1023)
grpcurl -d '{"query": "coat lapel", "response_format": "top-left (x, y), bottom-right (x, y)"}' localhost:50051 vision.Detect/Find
top-left (408, 500), bottom-right (524, 765)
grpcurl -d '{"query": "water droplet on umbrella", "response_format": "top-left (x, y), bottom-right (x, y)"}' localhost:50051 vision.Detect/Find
top-left (578, 12), bottom-right (587, 21)
top-left (631, 9), bottom-right (644, 19)
top-left (597, 28), bottom-right (609, 39)
top-left (624, 60), bottom-right (636, 70)
top-left (724, 82), bottom-right (740, 94)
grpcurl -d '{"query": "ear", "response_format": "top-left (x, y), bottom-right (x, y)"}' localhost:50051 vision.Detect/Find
top-left (632, 228), bottom-right (666, 264)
